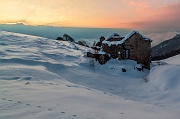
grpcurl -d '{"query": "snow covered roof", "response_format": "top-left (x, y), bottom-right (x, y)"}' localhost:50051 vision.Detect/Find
top-left (102, 32), bottom-right (124, 46)
top-left (102, 40), bottom-right (123, 46)
top-left (102, 30), bottom-right (152, 46)
top-left (121, 30), bottom-right (152, 43)
top-left (106, 32), bottom-right (121, 40)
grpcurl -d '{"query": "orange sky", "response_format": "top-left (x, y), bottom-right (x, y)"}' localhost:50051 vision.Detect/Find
top-left (0, 0), bottom-right (180, 30)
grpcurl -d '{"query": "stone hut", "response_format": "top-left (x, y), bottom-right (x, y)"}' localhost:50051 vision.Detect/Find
top-left (122, 31), bottom-right (152, 69)
top-left (102, 33), bottom-right (124, 59)
top-left (87, 30), bottom-right (152, 69)
top-left (102, 31), bottom-right (152, 69)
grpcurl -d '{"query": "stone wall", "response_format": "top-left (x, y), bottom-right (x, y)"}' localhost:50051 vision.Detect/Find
top-left (124, 33), bottom-right (151, 69)
top-left (102, 44), bottom-right (123, 59)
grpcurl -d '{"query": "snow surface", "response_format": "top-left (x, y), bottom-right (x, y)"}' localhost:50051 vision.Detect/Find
top-left (0, 31), bottom-right (180, 119)
top-left (162, 54), bottom-right (180, 65)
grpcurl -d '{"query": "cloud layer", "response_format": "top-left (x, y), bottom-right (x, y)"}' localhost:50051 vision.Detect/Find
top-left (127, 2), bottom-right (180, 32)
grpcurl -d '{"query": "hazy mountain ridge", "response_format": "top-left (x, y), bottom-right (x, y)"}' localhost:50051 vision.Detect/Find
top-left (151, 33), bottom-right (180, 60)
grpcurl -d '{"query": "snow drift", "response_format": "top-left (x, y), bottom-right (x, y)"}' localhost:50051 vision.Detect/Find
top-left (148, 65), bottom-right (180, 91)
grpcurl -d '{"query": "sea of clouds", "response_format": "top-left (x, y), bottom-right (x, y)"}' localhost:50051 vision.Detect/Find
top-left (0, 23), bottom-right (177, 47)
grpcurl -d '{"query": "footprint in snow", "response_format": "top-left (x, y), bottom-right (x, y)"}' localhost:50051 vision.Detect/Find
top-left (37, 106), bottom-right (42, 108)
top-left (72, 115), bottom-right (77, 117)
top-left (66, 85), bottom-right (79, 88)
top-left (66, 85), bottom-right (72, 87)
top-left (48, 109), bottom-right (52, 111)
top-left (2, 98), bottom-right (6, 100)
top-left (23, 77), bottom-right (32, 80)
top-left (28, 73), bottom-right (32, 76)
top-left (26, 104), bottom-right (30, 106)
top-left (49, 83), bottom-right (58, 85)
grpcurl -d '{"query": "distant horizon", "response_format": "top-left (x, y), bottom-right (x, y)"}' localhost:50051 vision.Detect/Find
top-left (0, 22), bottom-right (125, 29)
top-left (0, 23), bottom-right (178, 47)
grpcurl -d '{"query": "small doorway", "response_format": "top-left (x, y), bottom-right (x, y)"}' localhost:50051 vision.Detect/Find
top-left (125, 49), bottom-right (130, 59)
top-left (98, 55), bottom-right (105, 64)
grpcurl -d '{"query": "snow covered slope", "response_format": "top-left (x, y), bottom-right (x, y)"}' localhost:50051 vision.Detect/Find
top-left (133, 64), bottom-right (180, 108)
top-left (162, 54), bottom-right (180, 64)
top-left (0, 31), bottom-right (180, 119)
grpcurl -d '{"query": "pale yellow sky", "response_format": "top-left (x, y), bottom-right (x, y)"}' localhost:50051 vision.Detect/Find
top-left (0, 0), bottom-right (180, 29)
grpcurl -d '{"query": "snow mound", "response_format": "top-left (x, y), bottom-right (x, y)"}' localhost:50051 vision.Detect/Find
top-left (148, 65), bottom-right (180, 91)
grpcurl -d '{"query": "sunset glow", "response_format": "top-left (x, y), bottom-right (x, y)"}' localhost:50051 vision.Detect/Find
top-left (0, 0), bottom-right (180, 30)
